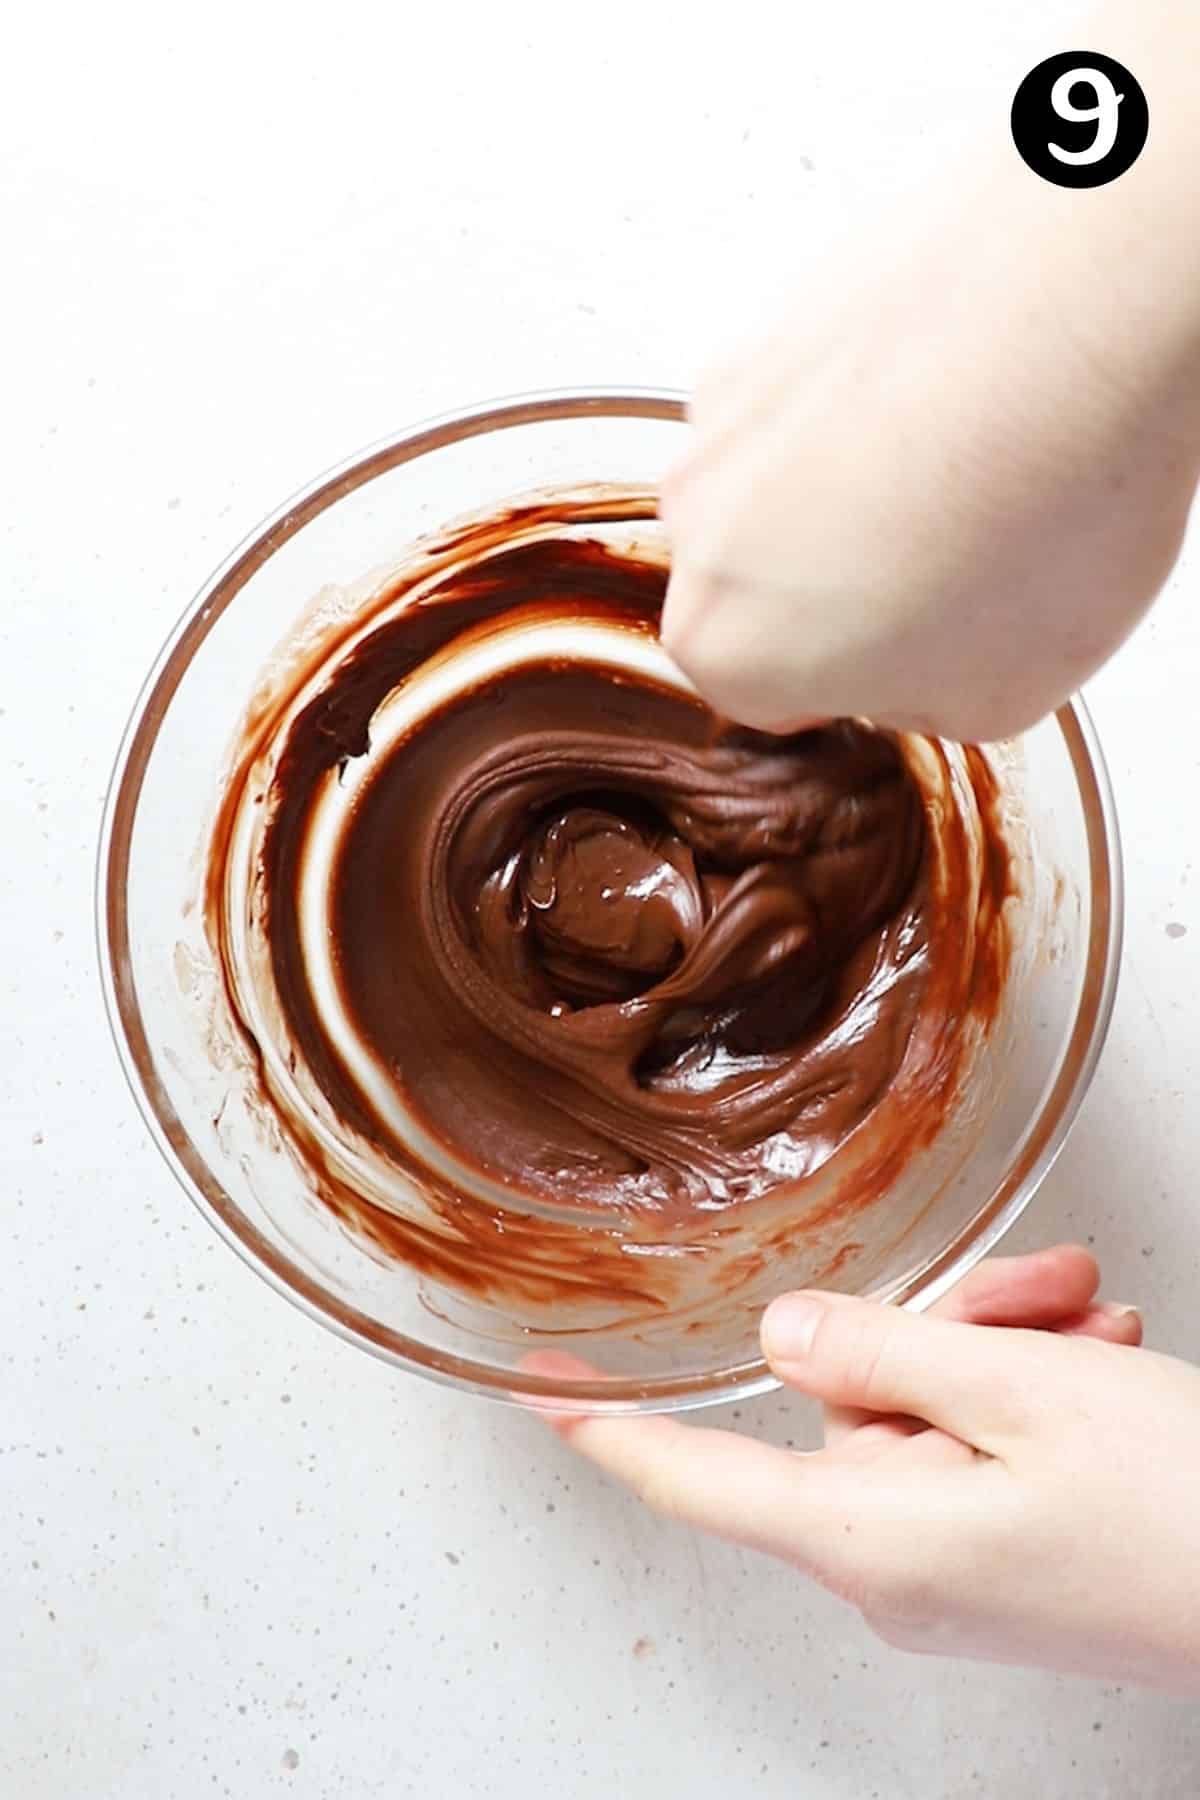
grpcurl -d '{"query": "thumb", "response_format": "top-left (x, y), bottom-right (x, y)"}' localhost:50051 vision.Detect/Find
top-left (761, 1292), bottom-right (1043, 1450)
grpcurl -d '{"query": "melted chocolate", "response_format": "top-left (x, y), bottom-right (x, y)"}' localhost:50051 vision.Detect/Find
top-left (206, 511), bottom-right (1010, 1310)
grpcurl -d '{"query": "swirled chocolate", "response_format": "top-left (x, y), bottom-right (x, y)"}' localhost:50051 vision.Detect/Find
top-left (206, 499), bottom-right (1009, 1309)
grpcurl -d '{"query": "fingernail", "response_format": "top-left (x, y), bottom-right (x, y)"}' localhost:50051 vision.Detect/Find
top-left (1101, 1303), bottom-right (1140, 1323)
top-left (763, 1293), bottom-right (825, 1362)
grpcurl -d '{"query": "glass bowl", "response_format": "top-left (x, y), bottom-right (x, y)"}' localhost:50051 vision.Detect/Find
top-left (98, 389), bottom-right (1122, 1413)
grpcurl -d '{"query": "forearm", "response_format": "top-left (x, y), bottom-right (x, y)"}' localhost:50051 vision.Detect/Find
top-left (660, 0), bottom-right (1200, 742)
top-left (1086, 0), bottom-right (1200, 402)
top-left (974, 2), bottom-right (1200, 457)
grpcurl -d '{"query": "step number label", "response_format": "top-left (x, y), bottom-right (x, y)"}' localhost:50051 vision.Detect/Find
top-left (1011, 52), bottom-right (1148, 188)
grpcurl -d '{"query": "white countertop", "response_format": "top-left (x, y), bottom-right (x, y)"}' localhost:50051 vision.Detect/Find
top-left (5, 1), bottom-right (1200, 1793)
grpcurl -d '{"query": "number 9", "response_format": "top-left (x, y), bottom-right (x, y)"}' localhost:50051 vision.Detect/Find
top-left (1048, 67), bottom-right (1123, 166)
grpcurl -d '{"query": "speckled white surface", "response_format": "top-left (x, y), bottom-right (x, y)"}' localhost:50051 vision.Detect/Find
top-left (5, 2), bottom-right (1200, 1793)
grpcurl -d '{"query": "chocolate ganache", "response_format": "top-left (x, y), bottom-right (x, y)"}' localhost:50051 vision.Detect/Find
top-left (206, 499), bottom-right (1009, 1305)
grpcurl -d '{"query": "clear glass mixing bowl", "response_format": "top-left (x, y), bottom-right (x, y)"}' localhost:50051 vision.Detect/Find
top-left (98, 390), bottom-right (1122, 1413)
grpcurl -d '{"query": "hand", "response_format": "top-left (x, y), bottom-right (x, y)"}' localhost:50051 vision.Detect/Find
top-left (528, 1247), bottom-right (1200, 1691)
top-left (660, 86), bottom-right (1200, 744)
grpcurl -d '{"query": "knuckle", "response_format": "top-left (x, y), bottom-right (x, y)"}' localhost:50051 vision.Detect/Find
top-left (659, 437), bottom-right (712, 531)
top-left (817, 1563), bottom-right (876, 1615)
top-left (658, 459), bottom-right (693, 528)
top-left (632, 1461), bottom-right (688, 1525)
top-left (660, 584), bottom-right (727, 685)
top-left (867, 1613), bottom-right (937, 1658)
top-left (816, 1308), bottom-right (894, 1411)
top-left (869, 1562), bottom-right (946, 1633)
top-left (659, 586), bottom-right (702, 664)
top-left (819, 1527), bottom-right (945, 1633)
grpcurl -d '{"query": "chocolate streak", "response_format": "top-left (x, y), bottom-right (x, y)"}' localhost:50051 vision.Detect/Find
top-left (207, 510), bottom-right (1009, 1312)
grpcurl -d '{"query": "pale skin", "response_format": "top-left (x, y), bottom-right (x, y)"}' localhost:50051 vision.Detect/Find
top-left (531, 5), bottom-right (1200, 1692)
top-left (660, 1), bottom-right (1200, 742)
top-left (531, 1253), bottom-right (1200, 1693)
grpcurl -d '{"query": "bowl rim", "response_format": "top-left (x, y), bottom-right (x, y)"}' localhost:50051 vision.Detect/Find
top-left (96, 386), bottom-right (1125, 1414)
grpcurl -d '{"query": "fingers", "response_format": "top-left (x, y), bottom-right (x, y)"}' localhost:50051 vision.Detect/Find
top-left (526, 1370), bottom-right (900, 1594)
top-left (1060, 1303), bottom-right (1143, 1347)
top-left (523, 1350), bottom-right (854, 1570)
top-left (929, 1252), bottom-right (1139, 1342)
top-left (660, 564), bottom-right (806, 735)
top-left (761, 1291), bottom-right (1054, 1448)
top-left (555, 1414), bottom-right (851, 1569)
top-left (931, 1246), bottom-right (1100, 1328)
top-left (526, 1356), bottom-right (984, 1613)
top-left (658, 553), bottom-right (827, 736)
top-left (826, 1247), bottom-right (1093, 1440)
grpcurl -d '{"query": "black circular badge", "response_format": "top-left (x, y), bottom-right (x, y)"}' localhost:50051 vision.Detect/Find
top-left (1011, 52), bottom-right (1148, 188)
